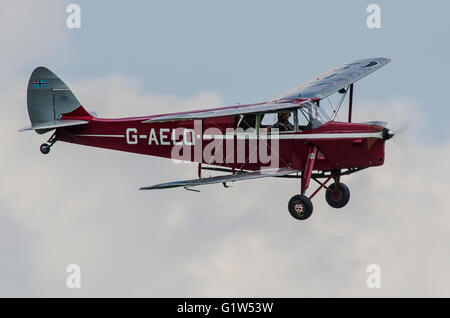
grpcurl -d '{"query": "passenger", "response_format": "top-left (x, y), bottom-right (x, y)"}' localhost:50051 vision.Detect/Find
top-left (272, 112), bottom-right (294, 132)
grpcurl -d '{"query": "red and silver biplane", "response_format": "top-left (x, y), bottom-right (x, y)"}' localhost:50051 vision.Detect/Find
top-left (20, 58), bottom-right (392, 220)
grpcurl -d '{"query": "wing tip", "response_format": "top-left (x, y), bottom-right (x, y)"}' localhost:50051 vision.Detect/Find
top-left (17, 125), bottom-right (33, 132)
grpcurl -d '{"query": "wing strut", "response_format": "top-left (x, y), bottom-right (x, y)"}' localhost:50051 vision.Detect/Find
top-left (301, 146), bottom-right (318, 195)
top-left (348, 83), bottom-right (354, 123)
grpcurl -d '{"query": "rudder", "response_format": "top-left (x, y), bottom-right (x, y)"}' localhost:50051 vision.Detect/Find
top-left (26, 66), bottom-right (85, 134)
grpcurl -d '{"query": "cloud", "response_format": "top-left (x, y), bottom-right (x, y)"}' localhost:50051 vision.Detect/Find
top-left (187, 140), bottom-right (450, 297)
top-left (0, 1), bottom-right (68, 77)
top-left (1, 0), bottom-right (449, 298)
top-left (1, 68), bottom-right (450, 297)
top-left (70, 74), bottom-right (223, 118)
top-left (1, 75), bottom-right (228, 297)
top-left (0, 203), bottom-right (37, 297)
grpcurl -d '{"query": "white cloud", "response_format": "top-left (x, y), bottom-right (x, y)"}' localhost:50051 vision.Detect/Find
top-left (1, 0), bottom-right (449, 298)
top-left (0, 1), bottom-right (68, 78)
top-left (70, 74), bottom-right (223, 118)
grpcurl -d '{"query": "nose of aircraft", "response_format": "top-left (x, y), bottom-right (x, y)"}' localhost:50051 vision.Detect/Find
top-left (361, 121), bottom-right (394, 140)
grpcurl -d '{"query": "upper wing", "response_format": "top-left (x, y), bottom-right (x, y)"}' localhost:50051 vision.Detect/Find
top-left (139, 168), bottom-right (297, 190)
top-left (142, 100), bottom-right (311, 123)
top-left (143, 58), bottom-right (389, 123)
top-left (271, 57), bottom-right (391, 101)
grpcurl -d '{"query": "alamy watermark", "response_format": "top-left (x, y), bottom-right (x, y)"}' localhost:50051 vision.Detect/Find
top-left (66, 4), bottom-right (81, 29)
top-left (66, 264), bottom-right (81, 289)
top-left (366, 264), bottom-right (381, 288)
top-left (366, 4), bottom-right (381, 29)
top-left (125, 120), bottom-right (281, 169)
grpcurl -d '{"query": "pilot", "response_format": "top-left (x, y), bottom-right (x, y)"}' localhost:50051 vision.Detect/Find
top-left (272, 112), bottom-right (294, 132)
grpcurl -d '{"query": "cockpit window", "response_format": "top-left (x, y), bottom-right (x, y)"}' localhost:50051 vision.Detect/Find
top-left (261, 111), bottom-right (294, 128)
top-left (297, 101), bottom-right (329, 129)
top-left (237, 102), bottom-right (329, 134)
top-left (261, 110), bottom-right (295, 133)
top-left (238, 114), bottom-right (257, 129)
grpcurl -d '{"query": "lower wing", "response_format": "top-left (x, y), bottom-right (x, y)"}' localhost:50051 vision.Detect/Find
top-left (140, 168), bottom-right (297, 191)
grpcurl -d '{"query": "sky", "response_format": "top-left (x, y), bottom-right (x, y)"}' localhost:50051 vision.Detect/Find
top-left (1, 0), bottom-right (450, 297)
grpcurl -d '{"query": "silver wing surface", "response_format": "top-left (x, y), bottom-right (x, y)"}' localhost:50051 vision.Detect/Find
top-left (142, 100), bottom-right (311, 123)
top-left (142, 57), bottom-right (390, 124)
top-left (271, 57), bottom-right (390, 101)
top-left (140, 168), bottom-right (297, 190)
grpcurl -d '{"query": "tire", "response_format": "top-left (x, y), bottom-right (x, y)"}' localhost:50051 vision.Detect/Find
top-left (40, 143), bottom-right (50, 155)
top-left (325, 183), bottom-right (350, 209)
top-left (288, 195), bottom-right (313, 220)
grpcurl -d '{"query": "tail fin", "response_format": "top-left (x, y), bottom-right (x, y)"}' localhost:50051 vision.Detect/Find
top-left (20, 66), bottom-right (92, 134)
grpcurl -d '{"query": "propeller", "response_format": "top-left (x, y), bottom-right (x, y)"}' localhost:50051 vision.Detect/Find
top-left (360, 121), bottom-right (408, 146)
top-left (360, 121), bottom-right (394, 141)
top-left (387, 124), bottom-right (408, 149)
top-left (382, 127), bottom-right (395, 140)
top-left (390, 124), bottom-right (407, 137)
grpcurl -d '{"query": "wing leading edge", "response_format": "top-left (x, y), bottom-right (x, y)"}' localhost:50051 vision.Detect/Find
top-left (139, 168), bottom-right (297, 190)
top-left (142, 100), bottom-right (312, 123)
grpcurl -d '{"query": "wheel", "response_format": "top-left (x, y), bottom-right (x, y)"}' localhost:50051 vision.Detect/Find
top-left (288, 195), bottom-right (313, 220)
top-left (40, 143), bottom-right (50, 155)
top-left (325, 182), bottom-right (350, 208)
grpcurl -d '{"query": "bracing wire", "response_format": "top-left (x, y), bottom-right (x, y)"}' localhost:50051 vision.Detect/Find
top-left (331, 88), bottom-right (348, 121)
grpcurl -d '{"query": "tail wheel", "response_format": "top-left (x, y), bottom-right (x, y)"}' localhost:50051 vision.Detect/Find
top-left (325, 183), bottom-right (350, 208)
top-left (288, 195), bottom-right (313, 220)
top-left (40, 143), bottom-right (50, 155)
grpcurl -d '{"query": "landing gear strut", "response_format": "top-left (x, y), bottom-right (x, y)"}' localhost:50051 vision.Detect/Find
top-left (40, 132), bottom-right (57, 155)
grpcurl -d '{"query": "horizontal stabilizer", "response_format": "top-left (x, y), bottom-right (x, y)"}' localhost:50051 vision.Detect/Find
top-left (18, 119), bottom-right (89, 132)
top-left (140, 168), bottom-right (297, 190)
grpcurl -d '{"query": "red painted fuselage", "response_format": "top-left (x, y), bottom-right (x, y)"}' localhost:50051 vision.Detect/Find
top-left (57, 109), bottom-right (386, 172)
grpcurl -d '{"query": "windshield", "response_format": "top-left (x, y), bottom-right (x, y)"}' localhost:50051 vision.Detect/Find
top-left (298, 101), bottom-right (330, 129)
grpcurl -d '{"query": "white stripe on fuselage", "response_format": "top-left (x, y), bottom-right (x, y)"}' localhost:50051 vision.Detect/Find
top-left (203, 131), bottom-right (383, 140)
top-left (74, 131), bottom-right (383, 140)
top-left (74, 134), bottom-right (125, 138)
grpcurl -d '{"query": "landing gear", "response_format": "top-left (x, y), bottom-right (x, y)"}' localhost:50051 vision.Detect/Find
top-left (287, 145), bottom-right (317, 221)
top-left (287, 164), bottom-right (354, 220)
top-left (288, 195), bottom-right (313, 220)
top-left (325, 182), bottom-right (350, 208)
top-left (40, 132), bottom-right (57, 155)
top-left (287, 145), bottom-right (354, 220)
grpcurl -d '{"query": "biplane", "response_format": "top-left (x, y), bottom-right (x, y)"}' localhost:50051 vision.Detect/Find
top-left (20, 58), bottom-right (392, 220)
